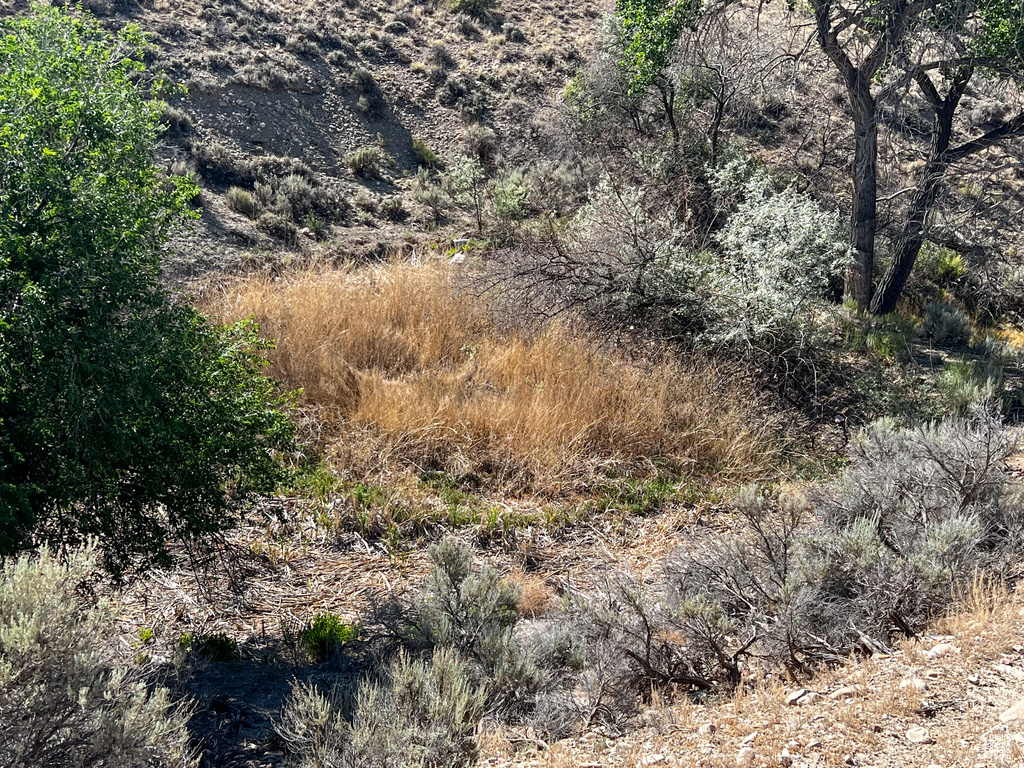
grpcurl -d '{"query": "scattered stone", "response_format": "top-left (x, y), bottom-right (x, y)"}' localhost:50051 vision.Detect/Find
top-left (740, 732), bottom-right (758, 747)
top-left (830, 685), bottom-right (860, 699)
top-left (641, 756), bottom-right (666, 766)
top-left (698, 723), bottom-right (717, 736)
top-left (736, 747), bottom-right (755, 767)
top-left (928, 643), bottom-right (960, 659)
top-left (900, 677), bottom-right (928, 692)
top-left (999, 699), bottom-right (1024, 723)
top-left (996, 664), bottom-right (1024, 679)
top-left (785, 689), bottom-right (808, 705)
top-left (968, 675), bottom-right (981, 686)
top-left (906, 727), bottom-right (933, 744)
top-left (805, 740), bottom-right (822, 749)
top-left (779, 748), bottom-right (794, 766)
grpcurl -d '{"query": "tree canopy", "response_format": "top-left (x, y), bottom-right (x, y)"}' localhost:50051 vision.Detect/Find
top-left (613, 0), bottom-right (1024, 314)
top-left (0, 5), bottom-right (294, 578)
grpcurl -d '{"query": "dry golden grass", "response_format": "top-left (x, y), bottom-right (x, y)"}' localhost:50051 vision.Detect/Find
top-left (204, 260), bottom-right (776, 492)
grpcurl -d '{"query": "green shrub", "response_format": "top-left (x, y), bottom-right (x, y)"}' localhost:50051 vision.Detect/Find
top-left (225, 186), bottom-right (262, 218)
top-left (345, 146), bottom-right (383, 178)
top-left (352, 66), bottom-right (376, 93)
top-left (193, 632), bottom-right (240, 662)
top-left (412, 135), bottom-right (440, 167)
top-left (922, 301), bottom-right (972, 346)
top-left (0, 7), bottom-right (294, 576)
top-left (0, 546), bottom-right (197, 767)
top-left (492, 170), bottom-right (530, 222)
top-left (379, 195), bottom-right (409, 222)
top-left (301, 613), bottom-right (360, 662)
top-left (938, 359), bottom-right (1003, 414)
top-left (848, 313), bottom-right (918, 363)
top-left (279, 648), bottom-right (485, 768)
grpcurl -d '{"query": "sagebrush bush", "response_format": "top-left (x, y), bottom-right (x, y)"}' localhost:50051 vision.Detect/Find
top-left (922, 301), bottom-right (972, 346)
top-left (344, 147), bottom-right (383, 178)
top-left (658, 415), bottom-right (1024, 679)
top-left (279, 648), bottom-right (485, 768)
top-left (0, 547), bottom-right (196, 767)
top-left (449, 0), bottom-right (495, 18)
top-left (460, 123), bottom-right (498, 167)
top-left (375, 539), bottom-right (545, 717)
top-left (226, 185), bottom-right (261, 218)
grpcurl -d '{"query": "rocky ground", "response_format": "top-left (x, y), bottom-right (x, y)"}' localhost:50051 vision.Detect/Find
top-left (480, 587), bottom-right (1024, 768)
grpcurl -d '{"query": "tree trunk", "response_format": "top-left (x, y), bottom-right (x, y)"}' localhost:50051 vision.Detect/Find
top-left (870, 96), bottom-right (956, 315)
top-left (846, 78), bottom-right (878, 309)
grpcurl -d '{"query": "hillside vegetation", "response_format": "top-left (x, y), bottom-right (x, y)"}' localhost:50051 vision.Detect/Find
top-left (4, 1), bottom-right (1024, 768)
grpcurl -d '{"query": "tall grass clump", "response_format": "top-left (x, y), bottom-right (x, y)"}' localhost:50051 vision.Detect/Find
top-left (0, 546), bottom-right (196, 767)
top-left (205, 262), bottom-right (775, 491)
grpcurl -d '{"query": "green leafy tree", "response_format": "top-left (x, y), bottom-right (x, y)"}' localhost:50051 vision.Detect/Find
top-left (0, 6), bottom-right (293, 578)
top-left (615, 0), bottom-right (702, 143)
top-left (788, 0), bottom-right (1024, 312)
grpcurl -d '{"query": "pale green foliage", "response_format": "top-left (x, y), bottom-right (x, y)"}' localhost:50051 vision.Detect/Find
top-left (0, 546), bottom-right (196, 767)
top-left (709, 162), bottom-right (847, 348)
top-left (444, 156), bottom-right (488, 232)
top-left (492, 170), bottom-right (530, 222)
top-left (349, 649), bottom-right (485, 768)
top-left (922, 301), bottom-right (972, 346)
top-left (278, 648), bottom-right (485, 768)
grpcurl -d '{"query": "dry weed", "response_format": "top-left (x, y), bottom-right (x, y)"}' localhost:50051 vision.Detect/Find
top-left (204, 261), bottom-right (776, 493)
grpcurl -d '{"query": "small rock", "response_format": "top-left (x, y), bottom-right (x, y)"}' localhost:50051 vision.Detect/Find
top-left (736, 747), bottom-right (756, 767)
top-left (698, 723), bottom-right (717, 736)
top-left (906, 726), bottom-right (933, 744)
top-left (999, 698), bottom-right (1024, 723)
top-left (830, 685), bottom-right (860, 699)
top-left (928, 643), bottom-right (960, 659)
top-left (785, 688), bottom-right (816, 705)
top-left (996, 663), bottom-right (1024, 679)
top-left (805, 739), bottom-right (822, 749)
top-left (968, 675), bottom-right (981, 686)
top-left (740, 732), bottom-right (758, 747)
top-left (779, 748), bottom-right (794, 766)
top-left (641, 756), bottom-right (666, 766)
top-left (900, 677), bottom-right (928, 692)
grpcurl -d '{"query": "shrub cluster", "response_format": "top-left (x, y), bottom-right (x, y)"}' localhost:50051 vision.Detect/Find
top-left (279, 417), bottom-right (1024, 763)
top-left (0, 547), bottom-right (196, 767)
